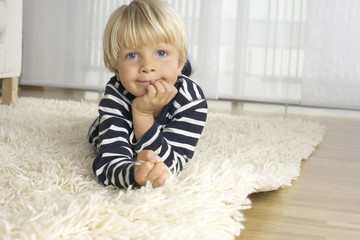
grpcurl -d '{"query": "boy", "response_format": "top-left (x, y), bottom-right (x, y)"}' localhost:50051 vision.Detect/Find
top-left (88, 0), bottom-right (207, 189)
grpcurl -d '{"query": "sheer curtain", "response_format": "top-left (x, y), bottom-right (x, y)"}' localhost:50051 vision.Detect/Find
top-left (192, 0), bottom-right (360, 109)
top-left (21, 0), bottom-right (360, 110)
top-left (301, 0), bottom-right (360, 109)
top-left (22, 0), bottom-right (126, 90)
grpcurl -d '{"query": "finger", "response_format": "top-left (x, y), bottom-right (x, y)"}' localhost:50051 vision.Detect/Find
top-left (152, 170), bottom-right (170, 188)
top-left (154, 80), bottom-right (177, 104)
top-left (163, 83), bottom-right (178, 100)
top-left (157, 80), bottom-right (177, 95)
top-left (134, 160), bottom-right (145, 166)
top-left (135, 160), bottom-right (154, 175)
top-left (137, 150), bottom-right (162, 163)
top-left (134, 161), bottom-right (155, 186)
top-left (147, 162), bottom-right (166, 183)
top-left (151, 80), bottom-right (166, 97)
top-left (146, 84), bottom-right (157, 98)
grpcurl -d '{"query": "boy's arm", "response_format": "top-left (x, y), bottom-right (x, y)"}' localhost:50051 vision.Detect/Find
top-left (94, 113), bottom-right (169, 189)
top-left (132, 80), bottom-right (178, 141)
top-left (93, 109), bottom-right (136, 189)
top-left (132, 80), bottom-right (208, 173)
top-left (152, 100), bottom-right (207, 172)
top-left (91, 80), bottom-right (139, 189)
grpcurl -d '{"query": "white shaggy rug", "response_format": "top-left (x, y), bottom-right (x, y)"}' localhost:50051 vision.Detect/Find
top-left (0, 97), bottom-right (324, 240)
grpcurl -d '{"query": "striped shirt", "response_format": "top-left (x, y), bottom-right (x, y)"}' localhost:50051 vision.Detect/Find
top-left (88, 75), bottom-right (208, 189)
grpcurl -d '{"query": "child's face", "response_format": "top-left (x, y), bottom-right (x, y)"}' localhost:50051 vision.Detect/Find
top-left (114, 42), bottom-right (185, 97)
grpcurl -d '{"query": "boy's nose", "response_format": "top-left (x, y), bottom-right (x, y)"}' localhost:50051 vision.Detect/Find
top-left (140, 57), bottom-right (156, 73)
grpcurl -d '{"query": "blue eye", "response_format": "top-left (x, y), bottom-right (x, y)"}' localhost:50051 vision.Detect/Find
top-left (157, 50), bottom-right (167, 57)
top-left (127, 53), bottom-right (138, 59)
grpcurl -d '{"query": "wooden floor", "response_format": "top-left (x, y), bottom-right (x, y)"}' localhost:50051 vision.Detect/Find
top-left (17, 86), bottom-right (360, 239)
top-left (238, 113), bottom-right (360, 240)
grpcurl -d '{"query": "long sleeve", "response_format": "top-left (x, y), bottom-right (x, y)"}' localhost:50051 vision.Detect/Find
top-left (131, 82), bottom-right (207, 173)
top-left (90, 79), bottom-right (137, 189)
top-left (88, 76), bottom-right (208, 189)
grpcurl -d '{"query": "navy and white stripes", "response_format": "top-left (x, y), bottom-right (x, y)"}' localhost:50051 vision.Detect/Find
top-left (88, 75), bottom-right (207, 189)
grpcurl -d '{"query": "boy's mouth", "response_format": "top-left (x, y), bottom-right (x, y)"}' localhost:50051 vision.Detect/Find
top-left (136, 79), bottom-right (162, 85)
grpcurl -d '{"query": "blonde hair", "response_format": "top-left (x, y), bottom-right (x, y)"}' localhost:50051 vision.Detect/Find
top-left (103, 0), bottom-right (188, 72)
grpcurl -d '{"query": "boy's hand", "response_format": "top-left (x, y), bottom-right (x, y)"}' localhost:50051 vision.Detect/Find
top-left (134, 150), bottom-right (170, 188)
top-left (132, 80), bottom-right (178, 141)
top-left (133, 80), bottom-right (178, 115)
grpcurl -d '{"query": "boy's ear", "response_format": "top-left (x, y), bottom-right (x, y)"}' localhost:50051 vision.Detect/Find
top-left (113, 68), bottom-right (120, 80)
